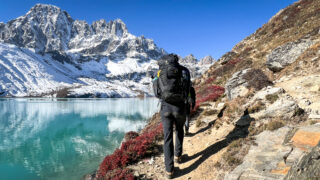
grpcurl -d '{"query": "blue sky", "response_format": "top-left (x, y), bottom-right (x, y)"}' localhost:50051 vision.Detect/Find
top-left (0, 0), bottom-right (297, 59)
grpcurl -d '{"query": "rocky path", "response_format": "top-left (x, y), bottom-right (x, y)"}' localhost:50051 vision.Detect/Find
top-left (129, 105), bottom-right (235, 179)
top-left (275, 73), bottom-right (320, 119)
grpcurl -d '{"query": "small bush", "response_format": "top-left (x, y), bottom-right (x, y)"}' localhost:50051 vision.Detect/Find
top-left (266, 94), bottom-right (279, 104)
top-left (56, 88), bottom-right (69, 98)
top-left (243, 69), bottom-right (273, 91)
top-left (98, 123), bottom-right (163, 179)
top-left (194, 85), bottom-right (225, 111)
top-left (266, 120), bottom-right (285, 131)
top-left (124, 131), bottom-right (139, 141)
top-left (196, 119), bottom-right (204, 128)
top-left (205, 77), bottom-right (216, 84)
top-left (202, 109), bottom-right (218, 116)
top-left (221, 138), bottom-right (246, 167)
top-left (248, 101), bottom-right (266, 114)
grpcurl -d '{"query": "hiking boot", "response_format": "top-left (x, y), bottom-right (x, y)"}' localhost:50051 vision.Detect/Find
top-left (166, 170), bottom-right (174, 179)
top-left (174, 156), bottom-right (182, 164)
top-left (185, 130), bottom-right (190, 136)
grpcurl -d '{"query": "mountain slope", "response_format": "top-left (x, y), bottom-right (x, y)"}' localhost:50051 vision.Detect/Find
top-left (123, 0), bottom-right (320, 179)
top-left (0, 4), bottom-right (213, 97)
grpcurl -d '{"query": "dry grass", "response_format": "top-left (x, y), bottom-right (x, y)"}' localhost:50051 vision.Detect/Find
top-left (217, 138), bottom-right (251, 170)
top-left (266, 120), bottom-right (285, 131)
top-left (266, 94), bottom-right (279, 104)
top-left (195, 119), bottom-right (205, 128)
top-left (248, 100), bottom-right (266, 114)
top-left (202, 109), bottom-right (218, 116)
top-left (249, 118), bottom-right (285, 136)
top-left (224, 98), bottom-right (246, 118)
top-left (308, 120), bottom-right (319, 125)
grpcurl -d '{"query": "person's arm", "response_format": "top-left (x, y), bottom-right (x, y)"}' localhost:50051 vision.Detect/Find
top-left (190, 86), bottom-right (196, 109)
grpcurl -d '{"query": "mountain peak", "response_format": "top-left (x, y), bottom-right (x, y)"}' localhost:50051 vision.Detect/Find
top-left (28, 4), bottom-right (61, 15)
top-left (181, 54), bottom-right (198, 64)
top-left (199, 55), bottom-right (214, 65)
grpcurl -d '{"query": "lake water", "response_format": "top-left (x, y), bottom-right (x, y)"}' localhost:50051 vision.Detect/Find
top-left (0, 98), bottom-right (159, 180)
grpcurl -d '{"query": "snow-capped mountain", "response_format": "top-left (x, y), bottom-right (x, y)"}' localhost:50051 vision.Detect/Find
top-left (179, 54), bottom-right (215, 80)
top-left (0, 4), bottom-right (213, 97)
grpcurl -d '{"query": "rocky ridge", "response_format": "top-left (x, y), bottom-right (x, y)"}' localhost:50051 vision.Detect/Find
top-left (0, 4), bottom-right (213, 98)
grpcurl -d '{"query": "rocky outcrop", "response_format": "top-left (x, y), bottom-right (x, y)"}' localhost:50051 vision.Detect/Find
top-left (244, 86), bottom-right (302, 120)
top-left (285, 144), bottom-right (320, 180)
top-left (225, 69), bottom-right (252, 100)
top-left (199, 55), bottom-right (214, 65)
top-left (266, 38), bottom-right (314, 72)
top-left (0, 4), bottom-right (165, 61)
top-left (179, 54), bottom-right (215, 79)
top-left (226, 124), bottom-right (320, 180)
top-left (180, 54), bottom-right (197, 64)
top-left (225, 68), bottom-right (272, 100)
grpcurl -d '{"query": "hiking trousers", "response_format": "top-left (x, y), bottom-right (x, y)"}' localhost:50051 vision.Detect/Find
top-left (185, 103), bottom-right (191, 132)
top-left (160, 101), bottom-right (186, 172)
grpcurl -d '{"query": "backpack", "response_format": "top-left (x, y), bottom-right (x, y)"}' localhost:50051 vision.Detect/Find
top-left (156, 55), bottom-right (190, 105)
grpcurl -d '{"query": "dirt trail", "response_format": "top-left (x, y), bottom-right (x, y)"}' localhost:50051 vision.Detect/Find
top-left (129, 109), bottom-right (236, 180)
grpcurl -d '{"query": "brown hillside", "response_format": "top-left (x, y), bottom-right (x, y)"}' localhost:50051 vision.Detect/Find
top-left (96, 0), bottom-right (320, 179)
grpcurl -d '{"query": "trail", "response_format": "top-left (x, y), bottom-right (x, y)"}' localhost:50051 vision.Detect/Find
top-left (130, 104), bottom-right (235, 180)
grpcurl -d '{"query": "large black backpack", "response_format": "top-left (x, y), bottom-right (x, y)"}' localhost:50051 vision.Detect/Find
top-left (157, 55), bottom-right (188, 105)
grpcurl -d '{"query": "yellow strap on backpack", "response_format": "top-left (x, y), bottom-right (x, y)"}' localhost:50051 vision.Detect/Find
top-left (157, 70), bottom-right (161, 77)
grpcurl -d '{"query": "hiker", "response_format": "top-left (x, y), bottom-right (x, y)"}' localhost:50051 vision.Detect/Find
top-left (185, 85), bottom-right (196, 135)
top-left (152, 54), bottom-right (191, 179)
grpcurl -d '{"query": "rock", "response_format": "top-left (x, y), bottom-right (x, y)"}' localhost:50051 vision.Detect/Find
top-left (180, 54), bottom-right (198, 64)
top-left (310, 85), bottom-right (320, 92)
top-left (225, 69), bottom-right (272, 100)
top-left (262, 95), bottom-right (300, 119)
top-left (291, 125), bottom-right (320, 151)
top-left (148, 157), bottom-right (154, 165)
top-left (217, 51), bottom-right (237, 65)
top-left (266, 38), bottom-right (314, 72)
top-left (309, 114), bottom-right (320, 119)
top-left (253, 86), bottom-right (284, 101)
top-left (284, 144), bottom-right (320, 180)
top-left (225, 68), bottom-right (251, 100)
top-left (300, 99), bottom-right (312, 106)
top-left (216, 103), bottom-right (226, 111)
top-left (224, 127), bottom-right (294, 180)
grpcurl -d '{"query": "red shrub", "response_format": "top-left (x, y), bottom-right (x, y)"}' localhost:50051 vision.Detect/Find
top-left (227, 58), bottom-right (241, 65)
top-left (194, 85), bottom-right (225, 111)
top-left (205, 77), bottom-right (216, 84)
top-left (98, 123), bottom-right (163, 179)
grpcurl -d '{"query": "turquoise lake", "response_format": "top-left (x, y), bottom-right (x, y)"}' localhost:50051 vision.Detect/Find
top-left (0, 98), bottom-right (159, 180)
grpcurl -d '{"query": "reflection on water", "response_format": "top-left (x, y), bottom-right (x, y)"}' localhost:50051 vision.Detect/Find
top-left (0, 98), bottom-right (159, 180)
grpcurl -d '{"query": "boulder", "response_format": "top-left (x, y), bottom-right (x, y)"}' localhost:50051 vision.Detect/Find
top-left (262, 95), bottom-right (300, 119)
top-left (266, 38), bottom-right (314, 72)
top-left (225, 68), bottom-right (251, 100)
top-left (225, 69), bottom-right (272, 100)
